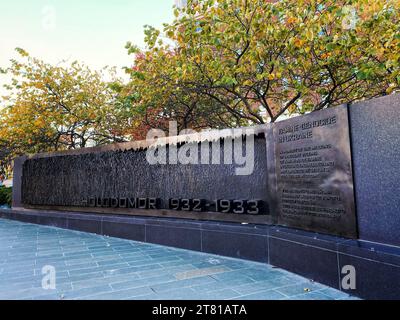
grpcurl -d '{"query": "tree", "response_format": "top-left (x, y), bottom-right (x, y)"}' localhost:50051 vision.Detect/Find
top-left (0, 48), bottom-right (128, 176)
top-left (126, 0), bottom-right (400, 125)
top-left (123, 44), bottom-right (242, 138)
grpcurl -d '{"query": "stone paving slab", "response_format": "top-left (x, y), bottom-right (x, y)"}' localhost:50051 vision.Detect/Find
top-left (0, 219), bottom-right (357, 300)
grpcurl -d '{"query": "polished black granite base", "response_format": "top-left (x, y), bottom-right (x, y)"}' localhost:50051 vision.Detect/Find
top-left (1, 208), bottom-right (399, 300)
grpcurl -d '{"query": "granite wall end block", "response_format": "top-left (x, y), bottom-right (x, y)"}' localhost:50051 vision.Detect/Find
top-left (349, 94), bottom-right (400, 247)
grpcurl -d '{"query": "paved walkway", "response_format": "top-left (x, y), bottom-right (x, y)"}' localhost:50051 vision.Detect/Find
top-left (0, 219), bottom-right (356, 300)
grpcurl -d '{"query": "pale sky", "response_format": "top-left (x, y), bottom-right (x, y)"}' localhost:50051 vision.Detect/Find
top-left (0, 0), bottom-right (175, 93)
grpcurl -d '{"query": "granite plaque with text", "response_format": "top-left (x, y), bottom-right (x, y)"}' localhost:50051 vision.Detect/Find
top-left (269, 105), bottom-right (357, 237)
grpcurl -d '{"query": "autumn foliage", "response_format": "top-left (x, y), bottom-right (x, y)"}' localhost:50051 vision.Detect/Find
top-left (124, 0), bottom-right (399, 128)
top-left (1, 0), bottom-right (399, 177)
top-left (0, 49), bottom-right (128, 177)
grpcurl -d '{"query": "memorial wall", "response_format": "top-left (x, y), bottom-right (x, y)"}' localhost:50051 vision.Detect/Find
top-left (21, 130), bottom-right (272, 225)
top-left (18, 105), bottom-right (357, 237)
top-left (7, 94), bottom-right (400, 300)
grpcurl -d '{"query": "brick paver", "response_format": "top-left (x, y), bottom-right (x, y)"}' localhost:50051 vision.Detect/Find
top-left (0, 219), bottom-right (357, 300)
